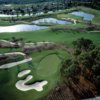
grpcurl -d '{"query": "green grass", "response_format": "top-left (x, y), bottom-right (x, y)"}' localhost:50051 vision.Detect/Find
top-left (0, 6), bottom-right (100, 100)
top-left (0, 50), bottom-right (68, 100)
top-left (37, 54), bottom-right (61, 77)
top-left (57, 13), bottom-right (83, 21)
top-left (0, 21), bottom-right (21, 26)
top-left (0, 48), bottom-right (21, 54)
top-left (0, 55), bottom-right (24, 66)
top-left (0, 29), bottom-right (100, 46)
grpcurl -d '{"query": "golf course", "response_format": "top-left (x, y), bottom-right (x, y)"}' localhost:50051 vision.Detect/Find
top-left (0, 3), bottom-right (100, 100)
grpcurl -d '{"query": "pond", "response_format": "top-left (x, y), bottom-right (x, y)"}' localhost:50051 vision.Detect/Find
top-left (0, 24), bottom-right (48, 33)
top-left (70, 11), bottom-right (94, 21)
top-left (32, 18), bottom-right (72, 25)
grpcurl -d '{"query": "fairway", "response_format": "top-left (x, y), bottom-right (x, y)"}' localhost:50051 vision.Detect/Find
top-left (37, 54), bottom-right (61, 77)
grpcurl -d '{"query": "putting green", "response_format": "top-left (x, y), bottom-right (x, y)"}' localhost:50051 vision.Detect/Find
top-left (37, 54), bottom-right (61, 77)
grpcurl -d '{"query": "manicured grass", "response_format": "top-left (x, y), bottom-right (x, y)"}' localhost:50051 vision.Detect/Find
top-left (0, 6), bottom-right (99, 100)
top-left (52, 23), bottom-right (88, 29)
top-left (0, 29), bottom-right (100, 46)
top-left (37, 54), bottom-right (61, 77)
top-left (0, 50), bottom-right (68, 100)
top-left (0, 21), bottom-right (21, 26)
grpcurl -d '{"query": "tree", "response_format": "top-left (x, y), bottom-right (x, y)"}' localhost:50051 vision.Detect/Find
top-left (73, 49), bottom-right (81, 57)
top-left (92, 62), bottom-right (100, 76)
top-left (26, 7), bottom-right (31, 16)
top-left (95, 76), bottom-right (100, 91)
top-left (31, 5), bottom-right (37, 15)
top-left (20, 9), bottom-right (25, 16)
top-left (72, 38), bottom-right (93, 51)
top-left (43, 5), bottom-right (49, 13)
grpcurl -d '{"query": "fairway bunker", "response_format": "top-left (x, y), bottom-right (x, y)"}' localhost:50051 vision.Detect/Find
top-left (18, 70), bottom-right (31, 78)
top-left (0, 52), bottom-right (32, 69)
top-left (16, 75), bottom-right (48, 92)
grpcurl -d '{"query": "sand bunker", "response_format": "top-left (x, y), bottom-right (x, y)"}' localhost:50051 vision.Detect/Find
top-left (0, 52), bottom-right (32, 69)
top-left (0, 24), bottom-right (47, 33)
top-left (0, 52), bottom-right (26, 56)
top-left (0, 57), bottom-right (32, 69)
top-left (16, 75), bottom-right (48, 92)
top-left (18, 70), bottom-right (31, 78)
top-left (0, 40), bottom-right (16, 47)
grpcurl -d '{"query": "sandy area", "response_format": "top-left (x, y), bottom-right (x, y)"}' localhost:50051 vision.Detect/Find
top-left (0, 52), bottom-right (32, 69)
top-left (16, 75), bottom-right (48, 92)
top-left (0, 52), bottom-right (26, 56)
top-left (0, 57), bottom-right (32, 69)
top-left (18, 70), bottom-right (31, 78)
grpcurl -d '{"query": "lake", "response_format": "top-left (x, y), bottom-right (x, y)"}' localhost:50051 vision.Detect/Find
top-left (32, 18), bottom-right (72, 25)
top-left (0, 24), bottom-right (48, 33)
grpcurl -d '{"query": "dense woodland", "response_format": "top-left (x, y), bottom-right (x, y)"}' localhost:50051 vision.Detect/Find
top-left (0, 0), bottom-right (100, 10)
top-left (0, 0), bottom-right (99, 20)
top-left (45, 38), bottom-right (100, 100)
top-left (0, 0), bottom-right (99, 4)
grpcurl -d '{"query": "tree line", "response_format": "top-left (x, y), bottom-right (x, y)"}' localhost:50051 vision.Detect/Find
top-left (61, 38), bottom-right (100, 99)
top-left (0, 0), bottom-right (99, 17)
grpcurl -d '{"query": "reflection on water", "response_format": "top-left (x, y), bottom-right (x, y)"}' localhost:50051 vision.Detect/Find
top-left (70, 11), bottom-right (94, 21)
top-left (32, 18), bottom-right (72, 25)
top-left (0, 24), bottom-right (48, 33)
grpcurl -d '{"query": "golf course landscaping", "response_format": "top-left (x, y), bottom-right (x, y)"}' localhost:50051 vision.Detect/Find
top-left (0, 6), bottom-right (100, 100)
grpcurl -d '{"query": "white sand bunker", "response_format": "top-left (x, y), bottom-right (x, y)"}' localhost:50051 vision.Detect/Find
top-left (18, 70), bottom-right (31, 78)
top-left (0, 57), bottom-right (32, 69)
top-left (0, 52), bottom-right (32, 69)
top-left (0, 40), bottom-right (16, 47)
top-left (0, 52), bottom-right (26, 56)
top-left (16, 75), bottom-right (48, 92)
